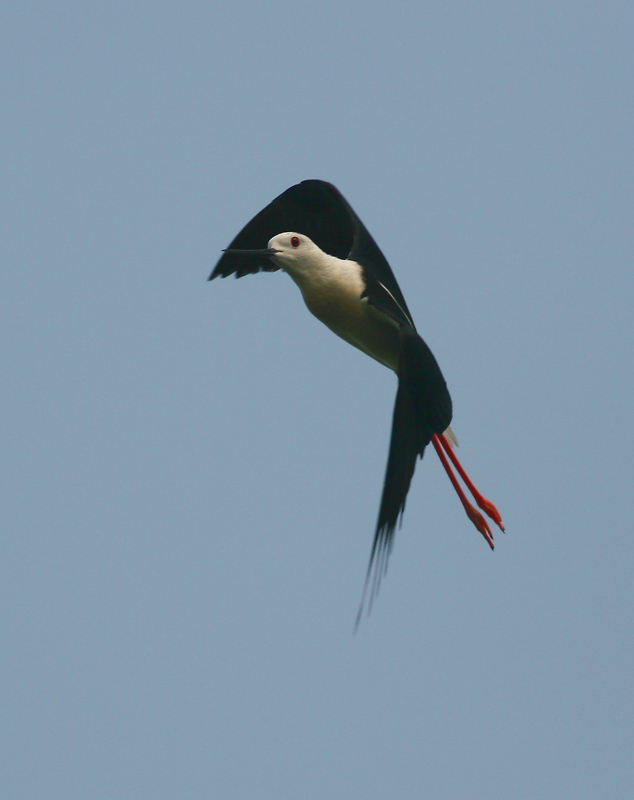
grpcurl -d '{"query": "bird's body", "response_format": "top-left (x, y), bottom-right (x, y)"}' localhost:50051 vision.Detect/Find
top-left (210, 180), bottom-right (504, 621)
top-left (270, 235), bottom-right (401, 372)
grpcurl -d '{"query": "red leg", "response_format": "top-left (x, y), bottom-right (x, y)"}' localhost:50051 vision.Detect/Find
top-left (436, 433), bottom-right (505, 531)
top-left (431, 435), bottom-right (495, 549)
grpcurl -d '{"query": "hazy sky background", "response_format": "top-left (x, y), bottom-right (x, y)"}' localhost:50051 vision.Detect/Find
top-left (2, 2), bottom-right (633, 797)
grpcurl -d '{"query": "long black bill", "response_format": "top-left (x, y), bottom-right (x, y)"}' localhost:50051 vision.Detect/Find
top-left (222, 247), bottom-right (280, 257)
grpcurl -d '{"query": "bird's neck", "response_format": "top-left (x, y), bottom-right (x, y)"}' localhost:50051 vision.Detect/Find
top-left (283, 252), bottom-right (362, 297)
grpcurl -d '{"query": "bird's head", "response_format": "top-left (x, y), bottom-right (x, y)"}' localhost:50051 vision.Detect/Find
top-left (266, 233), bottom-right (323, 271)
top-left (223, 233), bottom-right (326, 278)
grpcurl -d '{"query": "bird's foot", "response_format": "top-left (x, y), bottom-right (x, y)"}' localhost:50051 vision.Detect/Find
top-left (474, 495), bottom-right (505, 532)
top-left (462, 499), bottom-right (495, 549)
top-left (434, 433), bottom-right (505, 532)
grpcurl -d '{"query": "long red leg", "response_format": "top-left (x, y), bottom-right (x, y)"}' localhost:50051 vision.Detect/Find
top-left (436, 433), bottom-right (505, 531)
top-left (431, 435), bottom-right (495, 549)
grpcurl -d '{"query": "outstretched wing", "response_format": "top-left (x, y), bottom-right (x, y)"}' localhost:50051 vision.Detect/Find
top-left (210, 180), bottom-right (351, 279)
top-left (356, 329), bottom-right (452, 626)
top-left (211, 180), bottom-right (415, 332)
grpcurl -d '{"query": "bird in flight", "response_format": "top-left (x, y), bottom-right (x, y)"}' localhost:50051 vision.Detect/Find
top-left (210, 179), bottom-right (504, 623)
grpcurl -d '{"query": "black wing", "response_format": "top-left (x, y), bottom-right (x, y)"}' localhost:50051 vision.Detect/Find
top-left (356, 329), bottom-right (452, 626)
top-left (211, 179), bottom-right (452, 622)
top-left (211, 180), bottom-right (415, 331)
top-left (210, 180), bottom-right (351, 279)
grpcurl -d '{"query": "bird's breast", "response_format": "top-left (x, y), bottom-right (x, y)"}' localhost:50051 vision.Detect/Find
top-left (291, 264), bottom-right (400, 372)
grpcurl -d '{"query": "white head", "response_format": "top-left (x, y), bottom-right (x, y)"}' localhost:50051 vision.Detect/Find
top-left (222, 232), bottom-right (333, 286)
top-left (266, 232), bottom-right (326, 276)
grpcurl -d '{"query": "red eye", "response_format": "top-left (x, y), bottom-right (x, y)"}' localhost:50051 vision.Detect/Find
top-left (290, 236), bottom-right (300, 248)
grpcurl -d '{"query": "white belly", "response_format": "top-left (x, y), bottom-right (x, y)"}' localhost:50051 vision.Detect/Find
top-left (292, 264), bottom-right (400, 372)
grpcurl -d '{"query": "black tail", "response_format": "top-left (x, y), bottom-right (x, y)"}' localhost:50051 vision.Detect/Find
top-left (355, 330), bottom-right (452, 628)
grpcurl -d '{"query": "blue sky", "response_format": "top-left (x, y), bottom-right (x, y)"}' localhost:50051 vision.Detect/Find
top-left (2, 2), bottom-right (633, 797)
